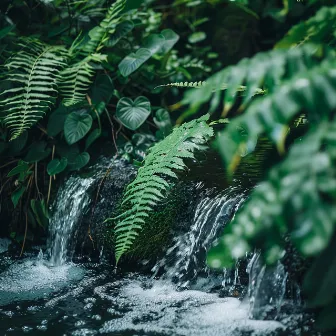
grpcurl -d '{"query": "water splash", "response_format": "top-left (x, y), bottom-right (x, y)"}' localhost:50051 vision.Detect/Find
top-left (153, 184), bottom-right (244, 287)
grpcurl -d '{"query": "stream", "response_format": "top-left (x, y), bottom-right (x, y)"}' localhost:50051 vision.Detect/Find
top-left (0, 160), bottom-right (316, 335)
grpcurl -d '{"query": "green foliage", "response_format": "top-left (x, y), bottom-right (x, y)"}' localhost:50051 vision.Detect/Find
top-left (110, 114), bottom-right (214, 263)
top-left (0, 39), bottom-right (67, 140)
top-left (276, 6), bottom-right (336, 49)
top-left (182, 44), bottom-right (331, 114)
top-left (58, 54), bottom-right (106, 106)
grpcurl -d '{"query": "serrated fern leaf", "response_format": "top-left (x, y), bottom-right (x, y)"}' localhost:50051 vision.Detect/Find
top-left (276, 6), bottom-right (336, 49)
top-left (110, 114), bottom-right (214, 263)
top-left (0, 39), bottom-right (67, 140)
top-left (182, 43), bottom-right (330, 115)
top-left (58, 53), bottom-right (107, 106)
top-left (219, 56), bottom-right (336, 173)
top-left (213, 119), bottom-right (336, 267)
top-left (82, 0), bottom-right (126, 55)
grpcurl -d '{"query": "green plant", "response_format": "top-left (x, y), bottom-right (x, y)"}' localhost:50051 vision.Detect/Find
top-left (186, 5), bottom-right (336, 332)
top-left (109, 114), bottom-right (214, 263)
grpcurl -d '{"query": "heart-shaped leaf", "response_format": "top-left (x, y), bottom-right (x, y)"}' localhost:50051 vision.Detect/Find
top-left (64, 111), bottom-right (92, 145)
top-left (24, 142), bottom-right (51, 163)
top-left (108, 20), bottom-right (134, 47)
top-left (160, 29), bottom-right (179, 53)
top-left (47, 157), bottom-right (68, 176)
top-left (118, 48), bottom-right (152, 77)
top-left (68, 152), bottom-right (90, 171)
top-left (116, 96), bottom-right (151, 130)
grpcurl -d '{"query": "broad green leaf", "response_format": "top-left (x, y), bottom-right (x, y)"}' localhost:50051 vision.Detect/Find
top-left (116, 96), bottom-right (151, 130)
top-left (85, 129), bottom-right (101, 149)
top-left (24, 142), bottom-right (51, 163)
top-left (30, 199), bottom-right (49, 228)
top-left (7, 160), bottom-right (30, 180)
top-left (64, 111), bottom-right (93, 145)
top-left (47, 157), bottom-right (68, 176)
top-left (118, 48), bottom-right (152, 77)
top-left (47, 104), bottom-right (69, 137)
top-left (160, 29), bottom-right (179, 53)
top-left (68, 152), bottom-right (90, 171)
top-left (108, 20), bottom-right (134, 47)
top-left (11, 186), bottom-right (25, 208)
top-left (91, 74), bottom-right (114, 106)
top-left (142, 33), bottom-right (165, 55)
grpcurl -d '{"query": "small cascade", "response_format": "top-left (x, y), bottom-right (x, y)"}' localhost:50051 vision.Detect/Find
top-left (153, 184), bottom-right (245, 286)
top-left (48, 176), bottom-right (95, 266)
top-left (247, 252), bottom-right (288, 320)
top-left (47, 158), bottom-right (136, 266)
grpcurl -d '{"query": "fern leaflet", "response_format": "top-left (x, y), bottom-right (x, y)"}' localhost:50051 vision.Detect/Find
top-left (0, 39), bottom-right (67, 140)
top-left (110, 114), bottom-right (214, 263)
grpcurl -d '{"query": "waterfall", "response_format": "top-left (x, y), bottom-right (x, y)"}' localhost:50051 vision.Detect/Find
top-left (47, 158), bottom-right (136, 266)
top-left (153, 183), bottom-right (245, 287)
top-left (247, 252), bottom-right (288, 320)
top-left (48, 176), bottom-right (95, 266)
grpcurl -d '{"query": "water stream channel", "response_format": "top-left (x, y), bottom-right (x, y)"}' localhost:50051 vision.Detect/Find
top-left (0, 160), bottom-right (316, 335)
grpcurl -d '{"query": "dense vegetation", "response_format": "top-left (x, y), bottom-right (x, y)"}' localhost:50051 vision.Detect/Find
top-left (1, 0), bottom-right (336, 333)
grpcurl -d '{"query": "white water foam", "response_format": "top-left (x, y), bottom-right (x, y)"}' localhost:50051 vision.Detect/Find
top-left (98, 278), bottom-right (284, 335)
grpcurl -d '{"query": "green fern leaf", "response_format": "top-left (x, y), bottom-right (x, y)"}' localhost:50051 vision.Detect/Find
top-left (58, 53), bottom-right (107, 106)
top-left (82, 0), bottom-right (126, 55)
top-left (275, 6), bottom-right (336, 49)
top-left (0, 39), bottom-right (67, 140)
top-left (218, 56), bottom-right (336, 173)
top-left (209, 119), bottom-right (336, 268)
top-left (110, 114), bottom-right (214, 263)
top-left (182, 43), bottom-right (330, 114)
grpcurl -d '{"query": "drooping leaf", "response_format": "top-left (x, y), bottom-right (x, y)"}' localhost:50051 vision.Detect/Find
top-left (68, 152), bottom-right (90, 170)
top-left (11, 186), bottom-right (25, 208)
top-left (116, 96), bottom-right (151, 130)
top-left (47, 157), bottom-right (68, 175)
top-left (30, 199), bottom-right (49, 228)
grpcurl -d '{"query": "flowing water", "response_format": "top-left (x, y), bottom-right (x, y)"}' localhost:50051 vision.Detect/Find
top-left (0, 160), bottom-right (314, 335)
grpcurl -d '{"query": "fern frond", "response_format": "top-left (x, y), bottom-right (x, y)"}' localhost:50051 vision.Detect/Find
top-left (82, 0), bottom-right (126, 55)
top-left (219, 56), bottom-right (336, 173)
top-left (214, 119), bottom-right (336, 265)
top-left (155, 81), bottom-right (206, 89)
top-left (111, 114), bottom-right (214, 263)
top-left (58, 53), bottom-right (107, 106)
top-left (275, 6), bottom-right (336, 49)
top-left (0, 39), bottom-right (67, 140)
top-left (182, 43), bottom-right (331, 114)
